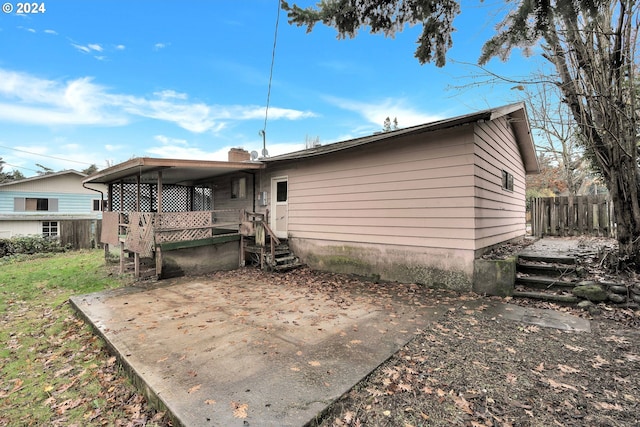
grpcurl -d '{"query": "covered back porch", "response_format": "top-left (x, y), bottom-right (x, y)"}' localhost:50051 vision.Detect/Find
top-left (84, 156), bottom-right (267, 278)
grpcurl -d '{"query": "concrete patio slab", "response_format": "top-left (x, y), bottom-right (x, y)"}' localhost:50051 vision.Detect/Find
top-left (483, 303), bottom-right (591, 332)
top-left (70, 269), bottom-right (463, 426)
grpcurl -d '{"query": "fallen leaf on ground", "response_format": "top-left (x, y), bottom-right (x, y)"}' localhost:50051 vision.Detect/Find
top-left (592, 355), bottom-right (609, 368)
top-left (452, 394), bottom-right (473, 415)
top-left (547, 378), bottom-right (578, 392)
top-left (557, 364), bottom-right (580, 374)
top-left (231, 401), bottom-right (248, 418)
top-left (188, 384), bottom-right (201, 394)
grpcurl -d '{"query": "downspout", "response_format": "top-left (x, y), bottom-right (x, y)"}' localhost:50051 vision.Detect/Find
top-left (82, 182), bottom-right (105, 250)
top-left (82, 182), bottom-right (104, 210)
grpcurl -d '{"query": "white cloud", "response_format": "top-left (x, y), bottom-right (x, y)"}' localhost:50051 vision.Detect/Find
top-left (154, 135), bottom-right (188, 146)
top-left (154, 42), bottom-right (167, 51)
top-left (105, 144), bottom-right (124, 152)
top-left (44, 29), bottom-right (58, 35)
top-left (323, 95), bottom-right (444, 129)
top-left (115, 44), bottom-right (126, 50)
top-left (146, 143), bottom-right (230, 161)
top-left (0, 68), bottom-right (316, 133)
top-left (72, 43), bottom-right (104, 54)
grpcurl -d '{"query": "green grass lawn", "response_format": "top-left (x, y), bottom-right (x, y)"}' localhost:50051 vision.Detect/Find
top-left (0, 250), bottom-right (167, 426)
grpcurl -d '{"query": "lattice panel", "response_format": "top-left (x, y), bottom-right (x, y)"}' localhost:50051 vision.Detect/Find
top-left (109, 183), bottom-right (212, 213)
top-left (155, 211), bottom-right (213, 243)
top-left (125, 212), bottom-right (155, 257)
top-left (156, 228), bottom-right (213, 244)
top-left (157, 211), bottom-right (211, 229)
top-left (101, 211), bottom-right (120, 246)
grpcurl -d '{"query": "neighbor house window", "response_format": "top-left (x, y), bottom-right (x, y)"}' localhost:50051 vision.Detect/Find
top-left (92, 199), bottom-right (105, 211)
top-left (502, 170), bottom-right (514, 191)
top-left (42, 221), bottom-right (58, 237)
top-left (231, 177), bottom-right (247, 199)
top-left (28, 198), bottom-right (48, 211)
top-left (14, 197), bottom-right (59, 212)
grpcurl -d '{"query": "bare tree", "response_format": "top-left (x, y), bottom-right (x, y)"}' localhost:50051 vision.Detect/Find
top-left (519, 80), bottom-right (586, 196)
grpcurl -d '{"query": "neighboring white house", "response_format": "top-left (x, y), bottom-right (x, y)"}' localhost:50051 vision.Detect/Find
top-left (0, 170), bottom-right (107, 238)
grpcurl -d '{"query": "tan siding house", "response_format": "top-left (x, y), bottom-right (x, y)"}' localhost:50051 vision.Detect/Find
top-left (258, 103), bottom-right (537, 290)
top-left (84, 103), bottom-right (537, 289)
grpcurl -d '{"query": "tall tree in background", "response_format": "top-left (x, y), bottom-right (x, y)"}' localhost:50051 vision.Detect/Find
top-left (35, 164), bottom-right (54, 175)
top-left (284, 0), bottom-right (640, 267)
top-left (82, 164), bottom-right (99, 175)
top-left (519, 80), bottom-right (586, 196)
top-left (0, 158), bottom-right (25, 183)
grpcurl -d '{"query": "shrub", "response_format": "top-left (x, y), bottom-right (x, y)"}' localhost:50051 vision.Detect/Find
top-left (0, 235), bottom-right (70, 258)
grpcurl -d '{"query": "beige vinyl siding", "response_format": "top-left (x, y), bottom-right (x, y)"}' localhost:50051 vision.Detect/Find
top-left (211, 172), bottom-right (255, 212)
top-left (265, 125), bottom-right (477, 251)
top-left (473, 118), bottom-right (526, 250)
top-left (5, 174), bottom-right (101, 194)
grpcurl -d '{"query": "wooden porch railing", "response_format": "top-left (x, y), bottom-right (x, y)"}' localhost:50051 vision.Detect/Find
top-left (101, 210), bottom-right (243, 277)
top-left (239, 209), bottom-right (281, 269)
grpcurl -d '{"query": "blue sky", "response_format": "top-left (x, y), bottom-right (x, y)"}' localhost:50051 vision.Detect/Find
top-left (0, 0), bottom-right (547, 177)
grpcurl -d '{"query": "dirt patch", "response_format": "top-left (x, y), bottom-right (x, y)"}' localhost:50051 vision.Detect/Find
top-left (309, 237), bottom-right (640, 427)
top-left (312, 296), bottom-right (640, 427)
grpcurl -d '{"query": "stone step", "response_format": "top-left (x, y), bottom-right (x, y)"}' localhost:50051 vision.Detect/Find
top-left (518, 253), bottom-right (576, 265)
top-left (516, 261), bottom-right (576, 277)
top-left (512, 290), bottom-right (579, 303)
top-left (515, 275), bottom-right (576, 290)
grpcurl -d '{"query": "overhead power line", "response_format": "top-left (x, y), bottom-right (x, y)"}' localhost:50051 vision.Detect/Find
top-left (0, 143), bottom-right (94, 166)
top-left (261, 0), bottom-right (281, 140)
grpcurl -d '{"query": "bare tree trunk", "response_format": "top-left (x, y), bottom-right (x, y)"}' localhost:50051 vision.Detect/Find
top-left (543, 0), bottom-right (640, 267)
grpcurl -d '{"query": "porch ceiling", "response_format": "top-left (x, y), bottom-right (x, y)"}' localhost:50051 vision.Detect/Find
top-left (82, 157), bottom-right (264, 186)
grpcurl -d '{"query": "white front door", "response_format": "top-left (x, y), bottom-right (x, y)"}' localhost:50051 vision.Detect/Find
top-left (271, 176), bottom-right (288, 239)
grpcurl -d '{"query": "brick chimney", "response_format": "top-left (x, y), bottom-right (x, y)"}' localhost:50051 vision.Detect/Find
top-left (228, 148), bottom-right (250, 162)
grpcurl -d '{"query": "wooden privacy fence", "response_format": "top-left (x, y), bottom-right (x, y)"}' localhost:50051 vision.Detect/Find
top-left (59, 219), bottom-right (102, 249)
top-left (530, 195), bottom-right (615, 238)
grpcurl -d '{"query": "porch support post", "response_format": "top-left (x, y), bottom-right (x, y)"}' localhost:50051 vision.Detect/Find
top-left (157, 171), bottom-right (163, 213)
top-left (118, 181), bottom-right (124, 211)
top-left (136, 174), bottom-right (141, 211)
top-left (108, 183), bottom-right (113, 211)
top-left (119, 240), bottom-right (125, 274)
top-left (134, 252), bottom-right (140, 278)
top-left (156, 246), bottom-right (163, 278)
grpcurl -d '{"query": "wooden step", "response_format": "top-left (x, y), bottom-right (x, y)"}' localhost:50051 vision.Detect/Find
top-left (518, 253), bottom-right (576, 265)
top-left (274, 261), bottom-right (304, 271)
top-left (515, 275), bottom-right (576, 290)
top-left (275, 255), bottom-right (297, 263)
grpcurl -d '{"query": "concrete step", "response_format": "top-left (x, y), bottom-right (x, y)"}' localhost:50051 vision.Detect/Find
top-left (518, 253), bottom-right (576, 265)
top-left (513, 290), bottom-right (579, 303)
top-left (515, 275), bottom-right (576, 290)
top-left (516, 261), bottom-right (576, 277)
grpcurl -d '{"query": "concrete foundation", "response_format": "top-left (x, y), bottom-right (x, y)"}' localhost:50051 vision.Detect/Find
top-left (290, 238), bottom-right (474, 292)
top-left (160, 240), bottom-right (239, 278)
top-left (472, 257), bottom-right (516, 296)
